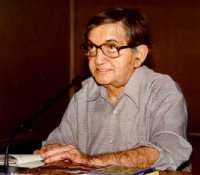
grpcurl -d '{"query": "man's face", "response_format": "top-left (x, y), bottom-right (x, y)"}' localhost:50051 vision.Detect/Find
top-left (88, 22), bottom-right (139, 88)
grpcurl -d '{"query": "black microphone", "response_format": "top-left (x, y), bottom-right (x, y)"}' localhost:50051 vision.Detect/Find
top-left (0, 75), bottom-right (87, 174)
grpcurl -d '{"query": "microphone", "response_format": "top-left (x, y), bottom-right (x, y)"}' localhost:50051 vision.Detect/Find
top-left (0, 75), bottom-right (87, 174)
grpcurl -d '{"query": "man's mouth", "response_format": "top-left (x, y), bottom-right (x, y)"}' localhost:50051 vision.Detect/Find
top-left (96, 68), bottom-right (111, 72)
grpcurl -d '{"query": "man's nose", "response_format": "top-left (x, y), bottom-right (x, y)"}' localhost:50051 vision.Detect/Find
top-left (95, 48), bottom-right (107, 64)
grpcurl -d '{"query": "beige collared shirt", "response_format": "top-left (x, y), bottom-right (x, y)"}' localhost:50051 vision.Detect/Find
top-left (46, 65), bottom-right (192, 171)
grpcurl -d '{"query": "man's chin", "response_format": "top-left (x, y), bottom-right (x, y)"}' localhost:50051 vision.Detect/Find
top-left (94, 77), bottom-right (110, 86)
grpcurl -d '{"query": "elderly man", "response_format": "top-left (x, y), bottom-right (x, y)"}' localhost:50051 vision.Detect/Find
top-left (35, 8), bottom-right (192, 171)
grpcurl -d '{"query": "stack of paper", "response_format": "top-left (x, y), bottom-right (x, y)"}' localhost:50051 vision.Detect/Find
top-left (0, 154), bottom-right (44, 168)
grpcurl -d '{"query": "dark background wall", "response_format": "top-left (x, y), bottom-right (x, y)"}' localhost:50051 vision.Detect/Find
top-left (0, 0), bottom-right (70, 151)
top-left (0, 0), bottom-right (199, 152)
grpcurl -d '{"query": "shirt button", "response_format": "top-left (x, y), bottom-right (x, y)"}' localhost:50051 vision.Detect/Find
top-left (113, 110), bottom-right (117, 115)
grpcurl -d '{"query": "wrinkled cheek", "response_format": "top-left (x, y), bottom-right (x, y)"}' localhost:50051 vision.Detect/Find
top-left (88, 62), bottom-right (95, 75)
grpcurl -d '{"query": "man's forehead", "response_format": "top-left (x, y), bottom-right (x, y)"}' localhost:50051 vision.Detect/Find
top-left (88, 22), bottom-right (128, 44)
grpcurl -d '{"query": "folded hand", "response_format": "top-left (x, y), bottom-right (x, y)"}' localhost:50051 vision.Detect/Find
top-left (34, 144), bottom-right (90, 165)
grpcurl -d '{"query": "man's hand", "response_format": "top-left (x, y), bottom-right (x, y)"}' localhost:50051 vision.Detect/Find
top-left (34, 144), bottom-right (63, 155)
top-left (34, 144), bottom-right (90, 165)
top-left (34, 145), bottom-right (159, 168)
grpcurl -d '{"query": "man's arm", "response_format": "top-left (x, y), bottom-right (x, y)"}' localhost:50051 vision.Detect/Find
top-left (88, 146), bottom-right (159, 168)
top-left (37, 144), bottom-right (159, 168)
top-left (147, 76), bottom-right (192, 170)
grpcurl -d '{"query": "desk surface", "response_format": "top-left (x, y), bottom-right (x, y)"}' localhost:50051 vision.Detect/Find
top-left (21, 169), bottom-right (192, 175)
top-left (18, 162), bottom-right (192, 175)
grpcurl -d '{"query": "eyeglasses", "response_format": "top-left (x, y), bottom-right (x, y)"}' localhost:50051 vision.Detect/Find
top-left (82, 40), bottom-right (136, 58)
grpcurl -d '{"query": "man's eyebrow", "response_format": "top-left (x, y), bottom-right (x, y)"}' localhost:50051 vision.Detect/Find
top-left (86, 39), bottom-right (94, 44)
top-left (86, 39), bottom-right (123, 45)
top-left (87, 39), bottom-right (117, 44)
top-left (105, 39), bottom-right (118, 43)
top-left (105, 39), bottom-right (125, 45)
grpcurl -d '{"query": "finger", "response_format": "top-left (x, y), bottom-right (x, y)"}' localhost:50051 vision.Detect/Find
top-left (33, 149), bottom-right (42, 155)
top-left (33, 144), bottom-right (64, 158)
top-left (44, 149), bottom-right (75, 163)
top-left (42, 145), bottom-right (74, 158)
top-left (61, 149), bottom-right (88, 164)
top-left (42, 144), bottom-right (63, 152)
top-left (33, 144), bottom-right (54, 154)
top-left (45, 152), bottom-right (68, 163)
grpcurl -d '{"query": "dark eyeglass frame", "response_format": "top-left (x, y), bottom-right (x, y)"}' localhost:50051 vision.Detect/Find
top-left (82, 40), bottom-right (137, 58)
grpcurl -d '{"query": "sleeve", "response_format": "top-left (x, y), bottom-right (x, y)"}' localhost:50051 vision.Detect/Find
top-left (45, 95), bottom-right (78, 146)
top-left (148, 77), bottom-right (192, 171)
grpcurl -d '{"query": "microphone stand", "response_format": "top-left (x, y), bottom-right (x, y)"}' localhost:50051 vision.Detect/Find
top-left (3, 143), bottom-right (10, 173)
top-left (0, 75), bottom-right (86, 174)
top-left (0, 134), bottom-right (27, 174)
top-left (1, 143), bottom-right (26, 174)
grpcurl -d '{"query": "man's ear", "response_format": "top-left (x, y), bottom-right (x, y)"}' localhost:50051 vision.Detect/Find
top-left (134, 44), bottom-right (149, 68)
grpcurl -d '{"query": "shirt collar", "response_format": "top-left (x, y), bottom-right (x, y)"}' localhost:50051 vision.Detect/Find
top-left (123, 65), bottom-right (147, 107)
top-left (82, 77), bottom-right (101, 101)
top-left (85, 65), bottom-right (148, 105)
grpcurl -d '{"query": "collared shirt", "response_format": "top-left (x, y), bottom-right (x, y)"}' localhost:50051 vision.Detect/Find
top-left (46, 66), bottom-right (192, 171)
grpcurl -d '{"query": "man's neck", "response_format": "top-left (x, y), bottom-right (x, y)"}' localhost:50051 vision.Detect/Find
top-left (105, 85), bottom-right (124, 105)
